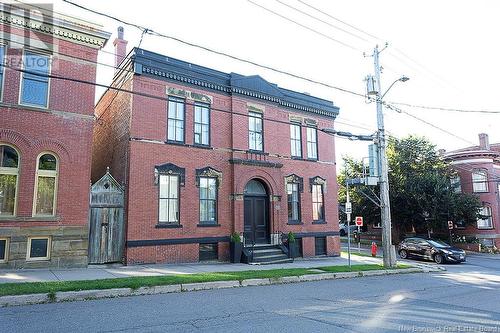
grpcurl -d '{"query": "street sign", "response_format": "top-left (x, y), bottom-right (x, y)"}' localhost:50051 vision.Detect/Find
top-left (355, 216), bottom-right (363, 226)
top-left (448, 221), bottom-right (453, 230)
top-left (345, 202), bottom-right (352, 214)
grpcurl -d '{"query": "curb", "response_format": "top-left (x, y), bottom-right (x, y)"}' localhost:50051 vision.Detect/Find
top-left (0, 267), bottom-right (424, 307)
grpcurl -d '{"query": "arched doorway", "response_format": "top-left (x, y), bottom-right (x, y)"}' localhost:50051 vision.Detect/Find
top-left (243, 179), bottom-right (270, 245)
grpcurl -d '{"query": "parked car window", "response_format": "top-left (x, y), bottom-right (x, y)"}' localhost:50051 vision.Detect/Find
top-left (427, 240), bottom-right (448, 248)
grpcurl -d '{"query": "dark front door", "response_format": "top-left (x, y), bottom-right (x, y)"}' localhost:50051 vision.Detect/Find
top-left (244, 195), bottom-right (269, 244)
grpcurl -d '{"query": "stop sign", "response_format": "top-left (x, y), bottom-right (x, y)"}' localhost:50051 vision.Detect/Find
top-left (355, 216), bottom-right (363, 226)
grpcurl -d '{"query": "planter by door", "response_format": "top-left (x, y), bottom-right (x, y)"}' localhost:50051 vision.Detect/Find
top-left (230, 241), bottom-right (243, 263)
top-left (288, 241), bottom-right (300, 258)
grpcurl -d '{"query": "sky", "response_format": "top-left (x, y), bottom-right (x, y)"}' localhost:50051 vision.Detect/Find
top-left (46, 0), bottom-right (500, 169)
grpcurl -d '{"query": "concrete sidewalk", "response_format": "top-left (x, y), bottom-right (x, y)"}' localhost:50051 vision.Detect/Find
top-left (0, 255), bottom-right (385, 284)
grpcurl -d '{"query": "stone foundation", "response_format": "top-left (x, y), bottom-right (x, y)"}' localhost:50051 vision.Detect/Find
top-left (0, 226), bottom-right (88, 269)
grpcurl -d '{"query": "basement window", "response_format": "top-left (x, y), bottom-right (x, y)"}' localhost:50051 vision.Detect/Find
top-left (0, 238), bottom-right (8, 263)
top-left (199, 243), bottom-right (218, 261)
top-left (27, 237), bottom-right (51, 261)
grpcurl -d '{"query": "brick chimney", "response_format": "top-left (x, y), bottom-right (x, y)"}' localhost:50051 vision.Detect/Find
top-left (479, 133), bottom-right (490, 150)
top-left (113, 26), bottom-right (128, 68)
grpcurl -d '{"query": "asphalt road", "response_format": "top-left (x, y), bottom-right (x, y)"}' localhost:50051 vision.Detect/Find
top-left (1, 255), bottom-right (499, 333)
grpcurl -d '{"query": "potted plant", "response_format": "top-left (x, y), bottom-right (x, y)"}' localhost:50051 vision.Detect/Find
top-left (287, 232), bottom-right (299, 258)
top-left (230, 232), bottom-right (243, 263)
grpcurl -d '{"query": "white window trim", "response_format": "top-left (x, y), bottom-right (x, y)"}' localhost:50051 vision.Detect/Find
top-left (32, 152), bottom-right (59, 217)
top-left (18, 49), bottom-right (51, 109)
top-left (472, 169), bottom-right (489, 193)
top-left (0, 44), bottom-right (6, 102)
top-left (0, 143), bottom-right (20, 217)
top-left (477, 206), bottom-right (493, 229)
top-left (0, 237), bottom-right (9, 263)
top-left (26, 236), bottom-right (51, 261)
top-left (306, 127), bottom-right (318, 160)
top-left (290, 124), bottom-right (302, 158)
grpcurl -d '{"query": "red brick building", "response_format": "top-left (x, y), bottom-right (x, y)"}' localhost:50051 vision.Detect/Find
top-left (0, 4), bottom-right (110, 268)
top-left (93, 31), bottom-right (341, 264)
top-left (444, 133), bottom-right (500, 248)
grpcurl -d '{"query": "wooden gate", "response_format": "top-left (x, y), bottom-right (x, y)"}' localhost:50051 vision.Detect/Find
top-left (88, 169), bottom-right (125, 264)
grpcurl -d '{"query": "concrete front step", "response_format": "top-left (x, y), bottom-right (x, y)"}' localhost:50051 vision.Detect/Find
top-left (247, 244), bottom-right (290, 264)
top-left (252, 249), bottom-right (285, 258)
top-left (250, 257), bottom-right (294, 265)
top-left (252, 254), bottom-right (289, 263)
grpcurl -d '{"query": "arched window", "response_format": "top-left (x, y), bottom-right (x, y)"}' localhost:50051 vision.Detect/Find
top-left (33, 153), bottom-right (58, 216)
top-left (0, 144), bottom-right (19, 216)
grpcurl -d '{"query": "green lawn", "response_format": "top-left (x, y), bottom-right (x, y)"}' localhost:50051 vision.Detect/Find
top-left (0, 264), bottom-right (411, 297)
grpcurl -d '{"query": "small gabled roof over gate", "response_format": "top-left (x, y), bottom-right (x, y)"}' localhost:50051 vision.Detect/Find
top-left (90, 168), bottom-right (124, 207)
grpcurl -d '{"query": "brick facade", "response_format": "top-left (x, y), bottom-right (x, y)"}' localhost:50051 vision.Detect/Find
top-left (444, 133), bottom-right (500, 248)
top-left (0, 5), bottom-right (110, 268)
top-left (93, 45), bottom-right (341, 264)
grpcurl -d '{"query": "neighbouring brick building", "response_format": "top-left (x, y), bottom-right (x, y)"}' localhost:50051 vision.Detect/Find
top-left (444, 133), bottom-right (500, 249)
top-left (92, 29), bottom-right (341, 264)
top-left (0, 4), bottom-right (110, 268)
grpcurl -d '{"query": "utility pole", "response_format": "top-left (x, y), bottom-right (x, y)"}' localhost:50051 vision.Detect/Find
top-left (373, 45), bottom-right (396, 268)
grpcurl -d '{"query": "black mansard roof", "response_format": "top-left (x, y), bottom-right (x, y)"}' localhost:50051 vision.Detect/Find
top-left (131, 48), bottom-right (339, 118)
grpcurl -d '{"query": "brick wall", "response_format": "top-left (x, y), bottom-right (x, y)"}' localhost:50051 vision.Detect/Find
top-left (0, 22), bottom-right (107, 268)
top-left (95, 68), bottom-right (340, 265)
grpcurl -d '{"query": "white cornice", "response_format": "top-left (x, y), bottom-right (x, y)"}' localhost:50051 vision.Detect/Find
top-left (0, 4), bottom-right (110, 49)
top-left (451, 158), bottom-right (494, 165)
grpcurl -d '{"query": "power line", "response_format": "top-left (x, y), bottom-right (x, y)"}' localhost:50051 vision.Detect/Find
top-left (296, 0), bottom-right (383, 43)
top-left (273, 0), bottom-right (370, 43)
top-left (384, 104), bottom-right (478, 146)
top-left (388, 101), bottom-right (500, 114)
top-left (60, 0), bottom-right (367, 99)
top-left (1, 62), bottom-right (374, 143)
top-left (247, 0), bottom-right (363, 52)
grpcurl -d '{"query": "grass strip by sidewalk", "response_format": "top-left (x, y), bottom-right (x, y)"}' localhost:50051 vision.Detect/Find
top-left (341, 251), bottom-right (379, 258)
top-left (0, 264), bottom-right (410, 297)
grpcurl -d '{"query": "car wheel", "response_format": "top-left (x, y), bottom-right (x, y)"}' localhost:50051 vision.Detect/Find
top-left (399, 250), bottom-right (408, 259)
top-left (434, 254), bottom-right (444, 264)
top-left (340, 230), bottom-right (346, 236)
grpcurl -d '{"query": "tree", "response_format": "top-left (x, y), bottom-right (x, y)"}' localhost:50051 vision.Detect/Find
top-left (338, 136), bottom-right (482, 240)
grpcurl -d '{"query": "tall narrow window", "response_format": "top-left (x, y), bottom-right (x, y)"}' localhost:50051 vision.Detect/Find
top-left (199, 177), bottom-right (217, 224)
top-left (167, 97), bottom-right (185, 143)
top-left (0, 145), bottom-right (19, 216)
top-left (194, 102), bottom-right (210, 146)
top-left (21, 51), bottom-right (50, 108)
top-left (248, 111), bottom-right (263, 151)
top-left (312, 184), bottom-right (324, 221)
top-left (477, 206), bottom-right (492, 229)
top-left (306, 127), bottom-right (318, 160)
top-left (0, 45), bottom-right (5, 100)
top-left (290, 124), bottom-right (302, 157)
top-left (159, 174), bottom-right (179, 224)
top-left (472, 169), bottom-right (488, 193)
top-left (34, 153), bottom-right (58, 216)
top-left (287, 182), bottom-right (300, 223)
top-left (450, 176), bottom-right (461, 193)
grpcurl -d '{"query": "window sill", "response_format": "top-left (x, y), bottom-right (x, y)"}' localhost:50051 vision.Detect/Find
top-left (291, 156), bottom-right (303, 160)
top-left (287, 221), bottom-right (303, 225)
top-left (197, 224), bottom-right (221, 227)
top-left (306, 158), bottom-right (319, 162)
top-left (192, 144), bottom-right (213, 150)
top-left (155, 224), bottom-right (183, 229)
top-left (312, 220), bottom-right (327, 225)
top-left (164, 141), bottom-right (214, 150)
top-left (477, 227), bottom-right (494, 230)
top-left (0, 216), bottom-right (60, 222)
top-left (246, 150), bottom-right (268, 156)
top-left (166, 140), bottom-right (186, 146)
